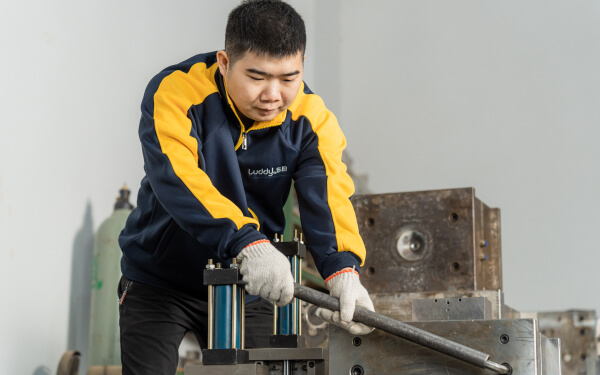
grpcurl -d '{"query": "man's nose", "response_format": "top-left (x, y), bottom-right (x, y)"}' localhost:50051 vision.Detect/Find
top-left (260, 82), bottom-right (281, 102)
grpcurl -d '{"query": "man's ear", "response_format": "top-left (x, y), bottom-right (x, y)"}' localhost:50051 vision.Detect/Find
top-left (216, 50), bottom-right (229, 76)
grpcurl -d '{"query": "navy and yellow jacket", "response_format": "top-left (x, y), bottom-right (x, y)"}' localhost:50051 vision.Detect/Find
top-left (119, 52), bottom-right (365, 299)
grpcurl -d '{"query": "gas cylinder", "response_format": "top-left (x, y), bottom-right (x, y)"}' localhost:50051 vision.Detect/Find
top-left (88, 185), bottom-right (134, 367)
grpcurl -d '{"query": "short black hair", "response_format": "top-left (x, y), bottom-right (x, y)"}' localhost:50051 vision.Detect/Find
top-left (225, 0), bottom-right (306, 64)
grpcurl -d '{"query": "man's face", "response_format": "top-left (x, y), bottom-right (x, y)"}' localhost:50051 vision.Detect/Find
top-left (217, 50), bottom-right (304, 123)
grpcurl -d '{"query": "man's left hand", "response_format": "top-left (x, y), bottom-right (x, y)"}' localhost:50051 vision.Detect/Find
top-left (316, 267), bottom-right (375, 335)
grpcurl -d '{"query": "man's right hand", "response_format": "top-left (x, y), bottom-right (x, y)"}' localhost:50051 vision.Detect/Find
top-left (236, 239), bottom-right (294, 306)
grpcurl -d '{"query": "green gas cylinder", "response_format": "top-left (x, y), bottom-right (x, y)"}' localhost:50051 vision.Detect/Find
top-left (88, 185), bottom-right (134, 367)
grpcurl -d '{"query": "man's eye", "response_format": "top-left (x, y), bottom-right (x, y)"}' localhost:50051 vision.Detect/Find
top-left (249, 76), bottom-right (263, 81)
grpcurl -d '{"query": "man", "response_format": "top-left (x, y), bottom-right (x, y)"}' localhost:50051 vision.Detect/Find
top-left (118, 0), bottom-right (374, 373)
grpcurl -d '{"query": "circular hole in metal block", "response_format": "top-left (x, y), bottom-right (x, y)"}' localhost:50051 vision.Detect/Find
top-left (352, 337), bottom-right (362, 347)
top-left (500, 334), bottom-right (510, 344)
top-left (309, 362), bottom-right (315, 368)
top-left (366, 218), bottom-right (375, 227)
top-left (396, 229), bottom-right (427, 261)
top-left (449, 212), bottom-right (459, 222)
top-left (350, 365), bottom-right (364, 375)
top-left (365, 266), bottom-right (376, 276)
top-left (450, 262), bottom-right (461, 272)
top-left (580, 329), bottom-right (586, 336)
top-left (581, 354), bottom-right (587, 361)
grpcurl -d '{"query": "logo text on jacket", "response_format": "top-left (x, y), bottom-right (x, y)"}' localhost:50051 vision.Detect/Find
top-left (248, 166), bottom-right (288, 177)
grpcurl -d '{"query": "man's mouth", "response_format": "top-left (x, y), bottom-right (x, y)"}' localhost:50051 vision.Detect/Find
top-left (257, 108), bottom-right (277, 115)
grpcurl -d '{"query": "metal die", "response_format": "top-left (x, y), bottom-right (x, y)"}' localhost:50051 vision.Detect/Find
top-left (537, 310), bottom-right (597, 375)
top-left (249, 347), bottom-right (327, 375)
top-left (329, 319), bottom-right (546, 374)
top-left (184, 362), bottom-right (269, 375)
top-left (352, 188), bottom-right (502, 294)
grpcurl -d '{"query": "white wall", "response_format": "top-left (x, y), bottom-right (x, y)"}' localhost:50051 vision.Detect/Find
top-left (0, 1), bottom-right (312, 373)
top-left (2, 0), bottom-right (599, 374)
top-left (310, 1), bottom-right (600, 314)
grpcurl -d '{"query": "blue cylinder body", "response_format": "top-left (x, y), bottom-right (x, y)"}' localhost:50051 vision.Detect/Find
top-left (214, 285), bottom-right (232, 349)
top-left (277, 304), bottom-right (293, 334)
top-left (277, 255), bottom-right (294, 334)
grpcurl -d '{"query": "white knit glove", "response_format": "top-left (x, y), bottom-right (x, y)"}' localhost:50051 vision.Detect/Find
top-left (316, 267), bottom-right (375, 335)
top-left (236, 239), bottom-right (294, 307)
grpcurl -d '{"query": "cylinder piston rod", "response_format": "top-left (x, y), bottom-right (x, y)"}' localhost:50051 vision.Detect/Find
top-left (293, 283), bottom-right (510, 374)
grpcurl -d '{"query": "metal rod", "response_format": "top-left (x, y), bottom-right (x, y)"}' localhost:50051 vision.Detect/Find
top-left (241, 287), bottom-right (246, 350)
top-left (292, 256), bottom-right (298, 335)
top-left (293, 283), bottom-right (510, 374)
top-left (486, 360), bottom-right (510, 373)
top-left (273, 302), bottom-right (278, 335)
top-left (298, 258), bottom-right (302, 336)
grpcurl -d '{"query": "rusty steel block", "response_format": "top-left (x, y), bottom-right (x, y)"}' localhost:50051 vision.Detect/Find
top-left (352, 187), bottom-right (502, 294)
top-left (537, 310), bottom-right (598, 375)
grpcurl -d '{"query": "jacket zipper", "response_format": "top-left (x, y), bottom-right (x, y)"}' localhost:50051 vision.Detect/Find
top-left (242, 132), bottom-right (248, 150)
top-left (237, 122), bottom-right (283, 151)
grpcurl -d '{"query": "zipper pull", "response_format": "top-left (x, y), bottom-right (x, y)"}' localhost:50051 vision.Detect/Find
top-left (119, 281), bottom-right (132, 305)
top-left (242, 132), bottom-right (248, 150)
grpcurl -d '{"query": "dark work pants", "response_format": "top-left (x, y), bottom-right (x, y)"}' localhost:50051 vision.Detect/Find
top-left (118, 276), bottom-right (273, 375)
